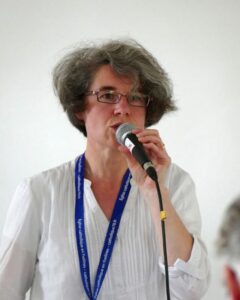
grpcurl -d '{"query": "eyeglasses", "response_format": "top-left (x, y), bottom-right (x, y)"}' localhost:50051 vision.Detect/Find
top-left (85, 90), bottom-right (151, 107)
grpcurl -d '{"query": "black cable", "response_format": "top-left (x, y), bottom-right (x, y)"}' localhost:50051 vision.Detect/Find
top-left (155, 179), bottom-right (171, 300)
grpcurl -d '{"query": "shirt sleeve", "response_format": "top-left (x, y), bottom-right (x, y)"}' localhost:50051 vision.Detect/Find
top-left (0, 179), bottom-right (41, 300)
top-left (159, 164), bottom-right (210, 299)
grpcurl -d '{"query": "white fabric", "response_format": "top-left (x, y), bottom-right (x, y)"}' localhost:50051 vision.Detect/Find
top-left (0, 158), bottom-right (210, 300)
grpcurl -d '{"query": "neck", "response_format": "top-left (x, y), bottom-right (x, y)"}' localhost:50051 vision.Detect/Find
top-left (84, 144), bottom-right (128, 183)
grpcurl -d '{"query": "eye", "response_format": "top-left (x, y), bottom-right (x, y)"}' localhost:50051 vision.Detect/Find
top-left (128, 93), bottom-right (145, 105)
top-left (131, 94), bottom-right (142, 101)
top-left (99, 90), bottom-right (118, 103)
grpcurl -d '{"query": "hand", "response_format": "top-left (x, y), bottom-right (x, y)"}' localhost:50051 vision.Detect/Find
top-left (118, 128), bottom-right (171, 189)
top-left (119, 128), bottom-right (194, 265)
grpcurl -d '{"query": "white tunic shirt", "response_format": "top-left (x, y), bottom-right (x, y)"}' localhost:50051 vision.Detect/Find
top-left (0, 158), bottom-right (210, 300)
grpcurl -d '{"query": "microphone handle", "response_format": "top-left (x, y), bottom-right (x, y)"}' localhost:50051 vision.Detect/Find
top-left (125, 134), bottom-right (148, 165)
top-left (124, 133), bottom-right (158, 181)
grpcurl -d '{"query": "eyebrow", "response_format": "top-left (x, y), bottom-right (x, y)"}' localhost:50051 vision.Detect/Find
top-left (97, 86), bottom-right (143, 94)
top-left (98, 86), bottom-right (117, 91)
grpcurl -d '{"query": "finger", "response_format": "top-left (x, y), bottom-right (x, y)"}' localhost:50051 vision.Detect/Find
top-left (143, 143), bottom-right (170, 162)
top-left (137, 135), bottom-right (165, 150)
top-left (134, 129), bottom-right (159, 138)
top-left (134, 129), bottom-right (164, 144)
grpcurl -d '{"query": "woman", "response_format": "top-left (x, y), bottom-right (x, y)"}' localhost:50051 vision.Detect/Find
top-left (0, 39), bottom-right (210, 299)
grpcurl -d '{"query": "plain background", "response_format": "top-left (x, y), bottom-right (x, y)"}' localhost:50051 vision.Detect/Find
top-left (1, 0), bottom-right (240, 299)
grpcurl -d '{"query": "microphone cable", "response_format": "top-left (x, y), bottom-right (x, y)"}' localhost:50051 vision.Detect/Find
top-left (155, 176), bottom-right (171, 300)
top-left (148, 168), bottom-right (171, 300)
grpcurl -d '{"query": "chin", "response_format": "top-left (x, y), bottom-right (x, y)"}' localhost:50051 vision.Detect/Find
top-left (108, 137), bottom-right (120, 151)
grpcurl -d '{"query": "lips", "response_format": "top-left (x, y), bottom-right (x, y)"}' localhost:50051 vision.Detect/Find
top-left (110, 122), bottom-right (123, 131)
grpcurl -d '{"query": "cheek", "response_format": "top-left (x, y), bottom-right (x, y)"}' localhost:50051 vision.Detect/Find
top-left (133, 111), bottom-right (146, 128)
top-left (84, 107), bottom-right (109, 132)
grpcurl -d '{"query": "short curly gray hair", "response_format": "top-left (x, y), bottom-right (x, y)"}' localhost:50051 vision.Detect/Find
top-left (217, 197), bottom-right (240, 259)
top-left (53, 39), bottom-right (176, 136)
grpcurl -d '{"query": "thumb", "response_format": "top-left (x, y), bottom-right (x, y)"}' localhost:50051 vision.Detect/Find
top-left (118, 145), bottom-right (141, 171)
top-left (118, 145), bottom-right (137, 168)
top-left (118, 145), bottom-right (147, 184)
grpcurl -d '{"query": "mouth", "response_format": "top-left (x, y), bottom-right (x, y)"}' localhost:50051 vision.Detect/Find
top-left (110, 123), bottom-right (123, 131)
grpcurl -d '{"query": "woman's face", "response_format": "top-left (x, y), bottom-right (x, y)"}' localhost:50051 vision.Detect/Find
top-left (76, 65), bottom-right (146, 151)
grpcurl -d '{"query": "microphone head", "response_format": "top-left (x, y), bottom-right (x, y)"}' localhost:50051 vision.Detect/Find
top-left (116, 123), bottom-right (135, 145)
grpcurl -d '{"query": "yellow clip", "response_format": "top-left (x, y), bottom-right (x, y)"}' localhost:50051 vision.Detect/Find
top-left (160, 210), bottom-right (167, 221)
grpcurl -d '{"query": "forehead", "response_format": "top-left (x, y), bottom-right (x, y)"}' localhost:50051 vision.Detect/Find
top-left (89, 65), bottom-right (139, 90)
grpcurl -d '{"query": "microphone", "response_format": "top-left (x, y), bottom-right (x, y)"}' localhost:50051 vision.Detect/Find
top-left (116, 123), bottom-right (158, 181)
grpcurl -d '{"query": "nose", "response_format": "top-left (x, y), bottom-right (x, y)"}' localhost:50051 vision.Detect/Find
top-left (113, 95), bottom-right (131, 116)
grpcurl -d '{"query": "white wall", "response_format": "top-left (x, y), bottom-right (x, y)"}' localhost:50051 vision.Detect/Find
top-left (1, 0), bottom-right (240, 299)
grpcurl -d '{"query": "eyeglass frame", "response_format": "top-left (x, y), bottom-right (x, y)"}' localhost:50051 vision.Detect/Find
top-left (85, 89), bottom-right (151, 107)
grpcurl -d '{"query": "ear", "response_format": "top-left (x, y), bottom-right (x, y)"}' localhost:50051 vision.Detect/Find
top-left (75, 111), bottom-right (85, 121)
top-left (225, 265), bottom-right (240, 300)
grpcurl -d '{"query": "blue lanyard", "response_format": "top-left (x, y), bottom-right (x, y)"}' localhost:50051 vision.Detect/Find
top-left (75, 154), bottom-right (132, 300)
